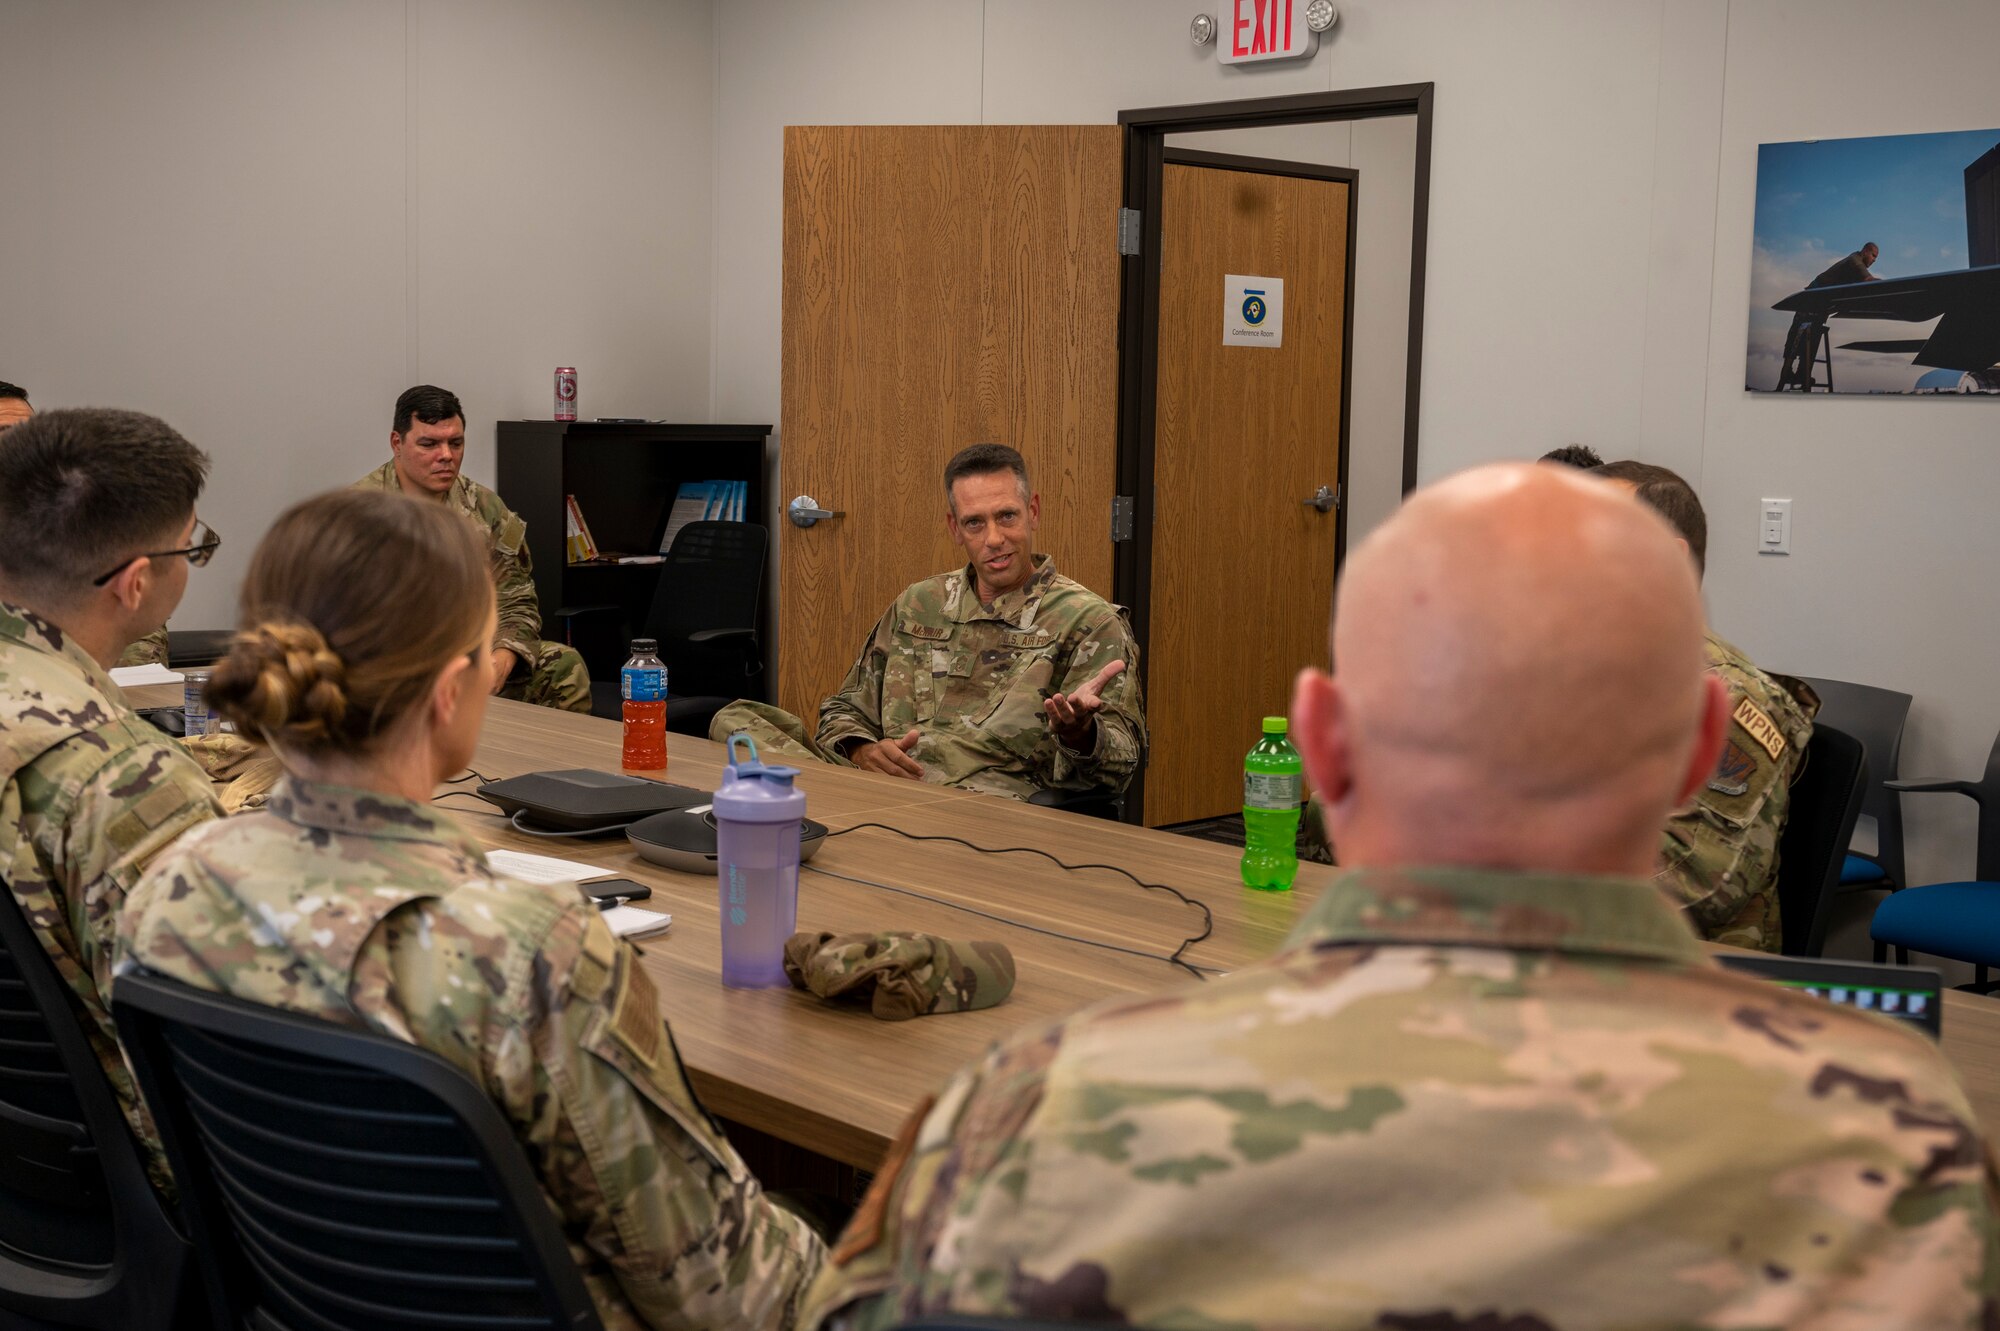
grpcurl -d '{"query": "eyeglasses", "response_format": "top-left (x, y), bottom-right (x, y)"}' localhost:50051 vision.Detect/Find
top-left (92, 519), bottom-right (222, 587)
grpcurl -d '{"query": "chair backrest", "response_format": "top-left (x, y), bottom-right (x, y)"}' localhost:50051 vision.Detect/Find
top-left (0, 880), bottom-right (188, 1328)
top-left (1794, 675), bottom-right (1913, 885)
top-left (1974, 727), bottom-right (2000, 884)
top-left (1776, 723), bottom-right (1869, 957)
top-left (646, 521), bottom-right (768, 697)
top-left (112, 969), bottom-right (604, 1331)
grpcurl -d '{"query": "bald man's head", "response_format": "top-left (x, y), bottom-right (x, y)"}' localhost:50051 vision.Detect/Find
top-left (1293, 463), bottom-right (1727, 877)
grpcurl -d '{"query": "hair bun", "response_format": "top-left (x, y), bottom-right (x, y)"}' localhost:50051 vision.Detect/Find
top-left (208, 620), bottom-right (351, 747)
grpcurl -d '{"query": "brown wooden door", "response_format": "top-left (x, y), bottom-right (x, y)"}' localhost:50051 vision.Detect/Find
top-left (1144, 158), bottom-right (1352, 826)
top-left (779, 126), bottom-right (1122, 721)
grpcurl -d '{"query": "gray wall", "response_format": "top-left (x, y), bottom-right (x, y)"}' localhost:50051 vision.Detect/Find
top-left (0, 0), bottom-right (717, 628)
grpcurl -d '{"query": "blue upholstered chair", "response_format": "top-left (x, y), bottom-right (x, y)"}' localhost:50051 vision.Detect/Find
top-left (1795, 676), bottom-right (1912, 897)
top-left (1869, 727), bottom-right (2000, 992)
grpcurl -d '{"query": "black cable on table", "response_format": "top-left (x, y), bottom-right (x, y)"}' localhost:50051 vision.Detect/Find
top-left (816, 822), bottom-right (1219, 980)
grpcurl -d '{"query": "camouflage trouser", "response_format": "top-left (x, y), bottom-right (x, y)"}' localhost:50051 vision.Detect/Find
top-left (1300, 792), bottom-right (1336, 866)
top-left (500, 640), bottom-right (591, 714)
top-left (117, 627), bottom-right (170, 668)
top-left (707, 700), bottom-right (839, 765)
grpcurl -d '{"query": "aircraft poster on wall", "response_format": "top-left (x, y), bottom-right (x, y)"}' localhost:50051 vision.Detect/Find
top-left (1747, 127), bottom-right (2000, 396)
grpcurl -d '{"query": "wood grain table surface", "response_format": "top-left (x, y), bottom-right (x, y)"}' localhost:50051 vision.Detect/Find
top-left (125, 683), bottom-right (2000, 1167)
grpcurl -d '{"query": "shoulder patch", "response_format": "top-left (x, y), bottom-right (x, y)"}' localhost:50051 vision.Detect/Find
top-left (1732, 696), bottom-right (1787, 761)
top-left (899, 621), bottom-right (952, 642)
top-left (611, 956), bottom-right (662, 1068)
top-left (833, 1093), bottom-right (934, 1267)
top-left (1709, 740), bottom-right (1757, 796)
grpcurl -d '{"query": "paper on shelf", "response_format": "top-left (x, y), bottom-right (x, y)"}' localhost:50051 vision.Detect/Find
top-left (110, 664), bottom-right (185, 686)
top-left (600, 905), bottom-right (673, 940)
top-left (487, 849), bottom-right (617, 884)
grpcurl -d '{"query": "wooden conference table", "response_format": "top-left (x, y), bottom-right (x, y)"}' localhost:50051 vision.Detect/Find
top-left (134, 688), bottom-right (2000, 1169)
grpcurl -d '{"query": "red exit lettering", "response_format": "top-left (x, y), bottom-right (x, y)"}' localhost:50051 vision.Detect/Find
top-left (1230, 0), bottom-right (1296, 59)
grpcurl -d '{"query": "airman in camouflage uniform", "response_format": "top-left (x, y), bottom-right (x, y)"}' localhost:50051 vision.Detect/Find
top-left (805, 462), bottom-right (1998, 1331)
top-left (1657, 629), bottom-right (1819, 952)
top-left (355, 458), bottom-right (590, 713)
top-left (116, 774), bottom-right (824, 1330)
top-left (117, 625), bottom-right (169, 668)
top-left (714, 555), bottom-right (1143, 801)
top-left (805, 865), bottom-right (1998, 1331)
top-left (0, 601), bottom-right (220, 1196)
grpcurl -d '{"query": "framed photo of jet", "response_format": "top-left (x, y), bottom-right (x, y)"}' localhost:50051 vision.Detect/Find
top-left (1748, 127), bottom-right (2000, 395)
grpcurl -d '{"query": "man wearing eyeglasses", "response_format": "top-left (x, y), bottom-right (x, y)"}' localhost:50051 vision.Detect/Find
top-left (0, 407), bottom-right (223, 1199)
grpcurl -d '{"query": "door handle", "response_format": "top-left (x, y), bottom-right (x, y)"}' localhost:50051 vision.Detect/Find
top-left (1302, 485), bottom-right (1340, 514)
top-left (787, 495), bottom-right (842, 529)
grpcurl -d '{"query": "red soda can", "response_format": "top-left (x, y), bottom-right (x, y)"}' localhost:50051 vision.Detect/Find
top-left (554, 367), bottom-right (578, 421)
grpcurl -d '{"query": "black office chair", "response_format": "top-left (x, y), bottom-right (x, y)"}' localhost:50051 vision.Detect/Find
top-left (0, 881), bottom-right (191, 1329)
top-left (165, 629), bottom-right (235, 669)
top-left (584, 521), bottom-right (768, 737)
top-left (1870, 727), bottom-right (2000, 988)
top-left (112, 969), bottom-right (605, 1331)
top-left (1027, 788), bottom-right (1127, 822)
top-left (1773, 724), bottom-right (1868, 958)
top-left (1794, 675), bottom-right (1913, 897)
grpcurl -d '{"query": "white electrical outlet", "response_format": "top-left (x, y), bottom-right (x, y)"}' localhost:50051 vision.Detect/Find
top-left (1759, 498), bottom-right (1791, 555)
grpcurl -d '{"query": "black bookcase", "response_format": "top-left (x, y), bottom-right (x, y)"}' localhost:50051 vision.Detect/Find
top-left (495, 421), bottom-right (770, 690)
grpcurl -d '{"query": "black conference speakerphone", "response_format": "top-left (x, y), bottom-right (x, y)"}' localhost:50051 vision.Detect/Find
top-left (1715, 954), bottom-right (1944, 1038)
top-left (475, 769), bottom-right (707, 831)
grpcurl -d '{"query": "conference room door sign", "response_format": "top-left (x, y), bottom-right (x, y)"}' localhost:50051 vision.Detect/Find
top-left (1224, 274), bottom-right (1284, 347)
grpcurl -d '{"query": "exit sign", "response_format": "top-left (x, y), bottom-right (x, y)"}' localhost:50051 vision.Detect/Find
top-left (1217, 0), bottom-right (1315, 65)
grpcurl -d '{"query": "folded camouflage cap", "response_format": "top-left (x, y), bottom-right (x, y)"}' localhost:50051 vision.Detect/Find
top-left (783, 930), bottom-right (1016, 1021)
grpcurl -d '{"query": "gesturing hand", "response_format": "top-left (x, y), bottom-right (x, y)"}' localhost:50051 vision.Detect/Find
top-left (488, 647), bottom-right (518, 695)
top-left (1044, 659), bottom-right (1126, 748)
top-left (850, 729), bottom-right (925, 780)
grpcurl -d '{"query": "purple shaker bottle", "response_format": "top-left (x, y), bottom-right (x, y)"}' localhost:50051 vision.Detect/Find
top-left (714, 735), bottom-right (805, 988)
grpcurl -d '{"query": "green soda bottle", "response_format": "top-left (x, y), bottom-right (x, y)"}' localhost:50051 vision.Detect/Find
top-left (1241, 716), bottom-right (1302, 891)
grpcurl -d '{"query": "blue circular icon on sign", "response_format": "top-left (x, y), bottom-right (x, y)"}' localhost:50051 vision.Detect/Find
top-left (1241, 292), bottom-right (1267, 325)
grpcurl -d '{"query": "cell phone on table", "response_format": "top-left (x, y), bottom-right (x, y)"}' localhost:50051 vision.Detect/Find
top-left (581, 879), bottom-right (653, 908)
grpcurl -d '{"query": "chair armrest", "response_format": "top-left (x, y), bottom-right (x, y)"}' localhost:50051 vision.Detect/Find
top-left (688, 628), bottom-right (757, 647)
top-left (553, 603), bottom-right (621, 621)
top-left (1885, 778), bottom-right (1985, 805)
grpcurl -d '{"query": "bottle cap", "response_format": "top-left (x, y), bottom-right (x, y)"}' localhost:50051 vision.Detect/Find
top-left (630, 638), bottom-right (658, 654)
top-left (1262, 716), bottom-right (1288, 734)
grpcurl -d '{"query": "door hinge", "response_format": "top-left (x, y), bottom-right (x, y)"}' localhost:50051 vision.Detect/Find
top-left (1111, 495), bottom-right (1135, 542)
top-left (1117, 208), bottom-right (1142, 257)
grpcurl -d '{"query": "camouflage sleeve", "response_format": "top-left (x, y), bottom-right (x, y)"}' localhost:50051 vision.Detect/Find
top-left (802, 1026), bottom-right (1062, 1330)
top-left (486, 502), bottom-right (543, 657)
top-left (1045, 608), bottom-right (1144, 795)
top-left (393, 898), bottom-right (824, 1330)
top-left (116, 628), bottom-right (170, 669)
top-left (56, 738), bottom-right (222, 1021)
top-left (1657, 701), bottom-right (1803, 952)
top-left (814, 606), bottom-right (896, 756)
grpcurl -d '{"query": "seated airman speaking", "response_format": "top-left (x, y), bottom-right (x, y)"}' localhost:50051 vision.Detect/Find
top-left (712, 444), bottom-right (1144, 802)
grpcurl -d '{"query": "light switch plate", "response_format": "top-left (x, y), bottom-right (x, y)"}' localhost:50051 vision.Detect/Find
top-left (1760, 498), bottom-right (1792, 555)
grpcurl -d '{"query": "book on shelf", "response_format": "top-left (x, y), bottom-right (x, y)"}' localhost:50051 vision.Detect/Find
top-left (564, 495), bottom-right (599, 563)
top-left (659, 479), bottom-right (750, 553)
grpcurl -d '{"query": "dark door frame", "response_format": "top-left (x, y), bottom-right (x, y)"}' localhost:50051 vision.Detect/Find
top-left (1112, 84), bottom-right (1433, 824)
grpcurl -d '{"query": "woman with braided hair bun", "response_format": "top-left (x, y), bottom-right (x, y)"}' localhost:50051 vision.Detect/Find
top-left (117, 488), bottom-right (825, 1330)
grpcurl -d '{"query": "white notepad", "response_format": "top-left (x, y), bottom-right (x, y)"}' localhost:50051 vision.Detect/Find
top-left (110, 664), bottom-right (185, 686)
top-left (600, 906), bottom-right (673, 940)
top-left (486, 850), bottom-right (616, 884)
